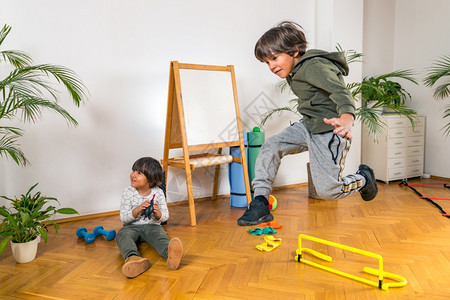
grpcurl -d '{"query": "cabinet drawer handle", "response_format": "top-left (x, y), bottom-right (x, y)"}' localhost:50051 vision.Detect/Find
top-left (413, 150), bottom-right (420, 153)
top-left (395, 152), bottom-right (402, 155)
top-left (394, 162), bottom-right (401, 165)
top-left (412, 160), bottom-right (419, 163)
top-left (394, 172), bottom-right (402, 175)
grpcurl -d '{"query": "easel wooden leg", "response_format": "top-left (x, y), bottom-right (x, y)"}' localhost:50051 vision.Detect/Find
top-left (212, 148), bottom-right (222, 200)
top-left (184, 167), bottom-right (197, 226)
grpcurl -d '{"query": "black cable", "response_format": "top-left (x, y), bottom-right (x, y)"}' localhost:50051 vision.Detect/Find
top-left (399, 180), bottom-right (450, 219)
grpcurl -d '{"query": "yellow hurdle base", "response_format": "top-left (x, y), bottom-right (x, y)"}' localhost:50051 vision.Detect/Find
top-left (294, 234), bottom-right (407, 290)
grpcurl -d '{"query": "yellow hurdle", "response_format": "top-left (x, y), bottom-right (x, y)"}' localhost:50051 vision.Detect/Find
top-left (294, 234), bottom-right (407, 290)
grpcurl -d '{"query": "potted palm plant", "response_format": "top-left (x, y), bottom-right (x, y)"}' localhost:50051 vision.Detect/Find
top-left (0, 24), bottom-right (88, 165)
top-left (0, 183), bottom-right (79, 263)
top-left (424, 55), bottom-right (450, 136)
top-left (349, 70), bottom-right (418, 138)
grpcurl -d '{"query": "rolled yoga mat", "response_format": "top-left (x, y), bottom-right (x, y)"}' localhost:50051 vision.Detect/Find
top-left (228, 132), bottom-right (248, 207)
top-left (247, 127), bottom-right (265, 200)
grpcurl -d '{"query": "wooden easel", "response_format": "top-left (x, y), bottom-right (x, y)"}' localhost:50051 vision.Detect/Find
top-left (162, 61), bottom-right (251, 226)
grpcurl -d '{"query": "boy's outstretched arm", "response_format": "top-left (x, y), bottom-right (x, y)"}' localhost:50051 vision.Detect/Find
top-left (324, 113), bottom-right (355, 139)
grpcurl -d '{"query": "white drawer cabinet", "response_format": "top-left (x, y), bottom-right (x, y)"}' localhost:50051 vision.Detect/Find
top-left (362, 115), bottom-right (425, 183)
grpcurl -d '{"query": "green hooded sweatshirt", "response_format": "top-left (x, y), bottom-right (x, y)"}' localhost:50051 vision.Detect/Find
top-left (286, 49), bottom-right (355, 134)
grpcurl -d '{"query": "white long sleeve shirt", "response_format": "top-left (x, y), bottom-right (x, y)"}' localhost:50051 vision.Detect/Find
top-left (119, 186), bottom-right (169, 225)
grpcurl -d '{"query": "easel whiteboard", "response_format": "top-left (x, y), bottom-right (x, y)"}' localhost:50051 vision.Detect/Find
top-left (179, 68), bottom-right (239, 146)
top-left (163, 61), bottom-right (251, 226)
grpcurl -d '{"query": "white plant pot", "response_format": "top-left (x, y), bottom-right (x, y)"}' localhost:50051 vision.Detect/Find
top-left (10, 236), bottom-right (40, 263)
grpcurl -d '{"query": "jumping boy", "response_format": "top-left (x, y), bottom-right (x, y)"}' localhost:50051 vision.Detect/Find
top-left (237, 21), bottom-right (378, 226)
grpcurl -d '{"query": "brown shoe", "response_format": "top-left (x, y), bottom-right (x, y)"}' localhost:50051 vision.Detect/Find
top-left (167, 238), bottom-right (183, 270)
top-left (122, 256), bottom-right (150, 278)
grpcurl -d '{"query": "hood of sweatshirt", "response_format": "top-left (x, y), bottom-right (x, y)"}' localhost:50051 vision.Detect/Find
top-left (292, 49), bottom-right (349, 76)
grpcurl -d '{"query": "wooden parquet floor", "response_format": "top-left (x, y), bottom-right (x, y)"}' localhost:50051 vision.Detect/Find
top-left (1, 177), bottom-right (450, 299)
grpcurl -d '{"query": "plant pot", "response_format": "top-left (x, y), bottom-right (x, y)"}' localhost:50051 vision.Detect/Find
top-left (382, 107), bottom-right (397, 114)
top-left (10, 236), bottom-right (40, 263)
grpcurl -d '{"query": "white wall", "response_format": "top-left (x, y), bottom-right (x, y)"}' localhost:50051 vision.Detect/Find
top-left (362, 0), bottom-right (396, 74)
top-left (0, 0), bottom-right (364, 217)
top-left (363, 0), bottom-right (450, 178)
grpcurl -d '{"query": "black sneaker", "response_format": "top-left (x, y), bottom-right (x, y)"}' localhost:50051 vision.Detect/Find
top-left (357, 164), bottom-right (378, 201)
top-left (237, 196), bottom-right (274, 226)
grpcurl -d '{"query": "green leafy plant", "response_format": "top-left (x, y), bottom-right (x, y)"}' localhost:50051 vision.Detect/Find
top-left (0, 183), bottom-right (78, 255)
top-left (423, 55), bottom-right (450, 136)
top-left (0, 24), bottom-right (88, 166)
top-left (349, 70), bottom-right (418, 137)
top-left (259, 45), bottom-right (418, 139)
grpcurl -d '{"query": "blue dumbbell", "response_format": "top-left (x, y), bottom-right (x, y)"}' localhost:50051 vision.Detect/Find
top-left (76, 227), bottom-right (96, 243)
top-left (94, 226), bottom-right (116, 241)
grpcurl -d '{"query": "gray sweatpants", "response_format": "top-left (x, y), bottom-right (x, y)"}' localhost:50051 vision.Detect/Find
top-left (253, 120), bottom-right (366, 200)
top-left (116, 224), bottom-right (170, 260)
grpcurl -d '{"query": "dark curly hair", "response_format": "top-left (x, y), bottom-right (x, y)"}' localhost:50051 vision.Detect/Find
top-left (254, 21), bottom-right (308, 62)
top-left (132, 157), bottom-right (163, 188)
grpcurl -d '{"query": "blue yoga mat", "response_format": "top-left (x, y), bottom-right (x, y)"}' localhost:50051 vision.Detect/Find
top-left (228, 132), bottom-right (248, 207)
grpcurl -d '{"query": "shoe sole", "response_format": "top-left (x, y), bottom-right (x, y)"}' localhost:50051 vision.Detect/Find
top-left (122, 258), bottom-right (150, 278)
top-left (237, 213), bottom-right (274, 226)
top-left (167, 238), bottom-right (183, 270)
top-left (359, 165), bottom-right (378, 201)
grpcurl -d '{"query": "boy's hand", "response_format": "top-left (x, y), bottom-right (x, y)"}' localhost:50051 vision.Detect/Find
top-left (152, 202), bottom-right (162, 220)
top-left (132, 200), bottom-right (151, 218)
top-left (324, 113), bottom-right (354, 139)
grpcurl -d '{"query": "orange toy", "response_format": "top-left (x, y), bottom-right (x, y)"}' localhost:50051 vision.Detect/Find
top-left (260, 220), bottom-right (283, 229)
top-left (268, 195), bottom-right (277, 210)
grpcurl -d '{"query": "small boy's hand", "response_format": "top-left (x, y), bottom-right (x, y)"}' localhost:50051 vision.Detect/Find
top-left (132, 200), bottom-right (151, 218)
top-left (324, 114), bottom-right (354, 139)
top-left (152, 202), bottom-right (162, 220)
top-left (139, 200), bottom-right (151, 212)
